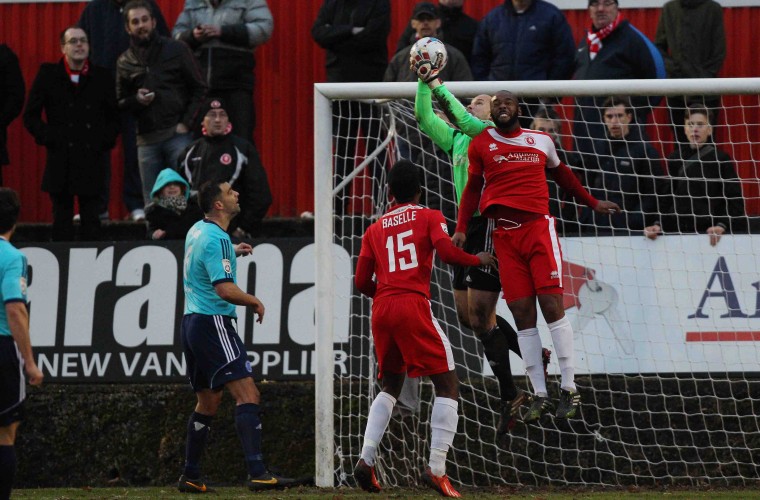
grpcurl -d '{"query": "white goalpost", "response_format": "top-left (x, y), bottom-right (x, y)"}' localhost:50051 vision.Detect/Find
top-left (314, 78), bottom-right (760, 489)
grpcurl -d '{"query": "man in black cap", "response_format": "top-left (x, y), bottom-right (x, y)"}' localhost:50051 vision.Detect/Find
top-left (395, 1), bottom-right (478, 63)
top-left (177, 97), bottom-right (272, 239)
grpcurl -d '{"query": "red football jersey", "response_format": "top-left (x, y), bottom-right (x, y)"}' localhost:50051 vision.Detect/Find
top-left (359, 203), bottom-right (452, 300)
top-left (468, 127), bottom-right (560, 215)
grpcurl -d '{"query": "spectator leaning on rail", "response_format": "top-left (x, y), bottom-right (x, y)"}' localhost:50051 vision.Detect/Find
top-left (116, 0), bottom-right (207, 210)
top-left (645, 104), bottom-right (746, 246)
top-left (654, 0), bottom-right (726, 145)
top-left (172, 0), bottom-right (273, 144)
top-left (471, 0), bottom-right (575, 129)
top-left (577, 96), bottom-right (663, 234)
top-left (572, 0), bottom-right (666, 161)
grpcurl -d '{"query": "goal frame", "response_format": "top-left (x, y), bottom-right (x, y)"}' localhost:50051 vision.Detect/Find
top-left (313, 77), bottom-right (760, 488)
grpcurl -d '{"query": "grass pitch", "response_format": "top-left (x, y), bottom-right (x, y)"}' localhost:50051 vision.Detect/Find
top-left (12, 487), bottom-right (760, 500)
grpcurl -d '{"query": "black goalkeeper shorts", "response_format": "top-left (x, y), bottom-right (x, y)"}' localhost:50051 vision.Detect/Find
top-left (451, 216), bottom-right (501, 293)
top-left (0, 336), bottom-right (26, 427)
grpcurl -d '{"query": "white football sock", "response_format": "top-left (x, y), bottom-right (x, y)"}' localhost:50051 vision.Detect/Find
top-left (360, 392), bottom-right (396, 466)
top-left (548, 316), bottom-right (576, 392)
top-left (517, 327), bottom-right (547, 397)
top-left (429, 397), bottom-right (458, 477)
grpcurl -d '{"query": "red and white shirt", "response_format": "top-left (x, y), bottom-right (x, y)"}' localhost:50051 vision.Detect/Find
top-left (468, 127), bottom-right (560, 215)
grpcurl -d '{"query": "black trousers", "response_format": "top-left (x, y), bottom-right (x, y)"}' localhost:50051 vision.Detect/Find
top-left (50, 192), bottom-right (100, 242)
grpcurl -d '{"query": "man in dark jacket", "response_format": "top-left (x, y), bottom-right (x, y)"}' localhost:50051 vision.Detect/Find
top-left (23, 26), bottom-right (119, 241)
top-left (0, 44), bottom-right (24, 186)
top-left (578, 96), bottom-right (663, 233)
top-left (116, 0), bottom-right (207, 209)
top-left (177, 97), bottom-right (272, 239)
top-left (573, 0), bottom-right (666, 160)
top-left (311, 0), bottom-right (390, 214)
top-left (471, 0), bottom-right (575, 128)
top-left (655, 0), bottom-right (726, 144)
top-left (395, 0), bottom-right (478, 64)
top-left (79, 0), bottom-right (169, 220)
top-left (172, 0), bottom-right (273, 144)
top-left (646, 105), bottom-right (746, 246)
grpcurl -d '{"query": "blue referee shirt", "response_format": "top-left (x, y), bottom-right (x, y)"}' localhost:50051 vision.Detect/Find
top-left (0, 237), bottom-right (28, 337)
top-left (183, 219), bottom-right (237, 317)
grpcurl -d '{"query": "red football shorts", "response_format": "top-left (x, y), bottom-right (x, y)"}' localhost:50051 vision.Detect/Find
top-left (370, 293), bottom-right (455, 379)
top-left (492, 215), bottom-right (564, 303)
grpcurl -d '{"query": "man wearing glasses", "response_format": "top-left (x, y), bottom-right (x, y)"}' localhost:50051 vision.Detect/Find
top-left (572, 0), bottom-right (666, 166)
top-left (23, 26), bottom-right (119, 241)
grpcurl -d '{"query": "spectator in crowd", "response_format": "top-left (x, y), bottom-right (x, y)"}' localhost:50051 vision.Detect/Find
top-left (0, 188), bottom-right (43, 500)
top-left (24, 26), bottom-right (119, 242)
top-left (78, 0), bottom-right (169, 221)
top-left (573, 0), bottom-right (665, 159)
top-left (311, 0), bottom-right (390, 214)
top-left (385, 3), bottom-right (471, 83)
top-left (471, 0), bottom-right (575, 128)
top-left (116, 0), bottom-right (207, 210)
top-left (655, 0), bottom-right (726, 144)
top-left (577, 97), bottom-right (662, 233)
top-left (529, 107), bottom-right (581, 235)
top-left (145, 168), bottom-right (203, 240)
top-left (645, 105), bottom-right (746, 246)
top-left (0, 45), bottom-right (24, 186)
top-left (178, 97), bottom-right (272, 239)
top-left (172, 0), bottom-right (273, 144)
top-left (395, 0), bottom-right (478, 64)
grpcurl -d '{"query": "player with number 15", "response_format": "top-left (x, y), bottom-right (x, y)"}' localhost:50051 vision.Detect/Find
top-left (353, 160), bottom-right (495, 497)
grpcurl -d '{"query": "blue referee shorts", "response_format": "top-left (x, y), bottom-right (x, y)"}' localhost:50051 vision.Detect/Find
top-left (181, 314), bottom-right (254, 391)
top-left (0, 336), bottom-right (26, 427)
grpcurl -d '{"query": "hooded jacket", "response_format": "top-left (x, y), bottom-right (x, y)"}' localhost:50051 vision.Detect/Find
top-left (145, 168), bottom-right (204, 239)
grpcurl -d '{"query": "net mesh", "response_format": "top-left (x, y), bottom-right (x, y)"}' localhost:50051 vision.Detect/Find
top-left (329, 91), bottom-right (760, 488)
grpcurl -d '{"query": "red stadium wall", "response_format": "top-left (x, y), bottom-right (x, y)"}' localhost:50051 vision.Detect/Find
top-left (1, 1), bottom-right (758, 222)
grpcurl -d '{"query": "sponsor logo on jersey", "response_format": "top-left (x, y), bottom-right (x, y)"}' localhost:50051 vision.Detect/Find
top-left (222, 258), bottom-right (232, 274)
top-left (220, 153), bottom-right (232, 165)
top-left (525, 136), bottom-right (536, 145)
top-left (489, 142), bottom-right (498, 151)
top-left (494, 152), bottom-right (541, 164)
top-left (440, 223), bottom-right (449, 235)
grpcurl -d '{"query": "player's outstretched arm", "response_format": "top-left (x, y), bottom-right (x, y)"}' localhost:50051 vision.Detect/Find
top-left (354, 256), bottom-right (377, 298)
top-left (434, 238), bottom-right (481, 267)
top-left (430, 81), bottom-right (488, 139)
top-left (414, 80), bottom-right (455, 153)
top-left (214, 282), bottom-right (265, 323)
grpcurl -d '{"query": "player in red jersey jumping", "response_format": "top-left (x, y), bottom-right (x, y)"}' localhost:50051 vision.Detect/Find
top-left (353, 160), bottom-right (495, 498)
top-left (454, 91), bottom-right (621, 423)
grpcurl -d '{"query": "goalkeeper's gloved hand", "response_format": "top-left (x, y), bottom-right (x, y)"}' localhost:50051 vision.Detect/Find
top-left (409, 48), bottom-right (441, 84)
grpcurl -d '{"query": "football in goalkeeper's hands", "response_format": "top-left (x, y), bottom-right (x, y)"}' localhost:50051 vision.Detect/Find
top-left (409, 37), bottom-right (447, 80)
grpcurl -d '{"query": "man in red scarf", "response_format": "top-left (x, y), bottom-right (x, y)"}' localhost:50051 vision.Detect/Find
top-left (23, 26), bottom-right (119, 241)
top-left (572, 0), bottom-right (666, 186)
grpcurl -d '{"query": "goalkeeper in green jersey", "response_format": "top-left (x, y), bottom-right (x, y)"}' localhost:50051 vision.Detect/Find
top-left (412, 57), bottom-right (549, 437)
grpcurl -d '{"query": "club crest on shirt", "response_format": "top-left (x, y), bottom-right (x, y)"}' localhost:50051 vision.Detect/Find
top-left (488, 143), bottom-right (498, 151)
top-left (440, 223), bottom-right (449, 235)
top-left (525, 136), bottom-right (536, 145)
top-left (220, 153), bottom-right (232, 165)
top-left (222, 258), bottom-right (232, 274)
top-left (19, 277), bottom-right (27, 295)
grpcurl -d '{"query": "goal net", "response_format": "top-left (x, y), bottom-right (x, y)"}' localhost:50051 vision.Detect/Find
top-left (313, 79), bottom-right (760, 489)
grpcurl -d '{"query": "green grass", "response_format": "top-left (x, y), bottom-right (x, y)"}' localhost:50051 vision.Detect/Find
top-left (11, 487), bottom-right (760, 500)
